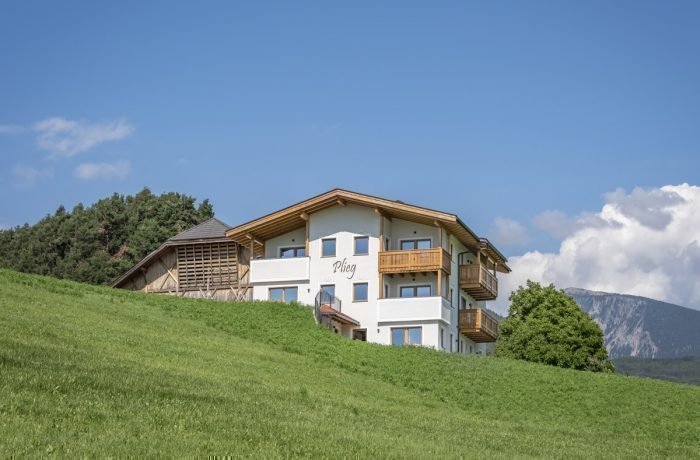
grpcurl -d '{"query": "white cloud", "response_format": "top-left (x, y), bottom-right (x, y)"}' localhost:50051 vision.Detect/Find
top-left (34, 117), bottom-right (133, 156)
top-left (13, 164), bottom-right (53, 187)
top-left (495, 184), bottom-right (700, 314)
top-left (74, 160), bottom-right (130, 180)
top-left (490, 217), bottom-right (530, 246)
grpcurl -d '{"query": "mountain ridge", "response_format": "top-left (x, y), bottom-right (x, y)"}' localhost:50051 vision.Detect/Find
top-left (564, 288), bottom-right (700, 359)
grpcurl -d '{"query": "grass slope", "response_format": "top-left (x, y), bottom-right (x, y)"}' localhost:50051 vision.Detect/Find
top-left (1, 270), bottom-right (699, 458)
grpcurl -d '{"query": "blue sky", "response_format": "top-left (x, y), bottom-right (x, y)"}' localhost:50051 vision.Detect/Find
top-left (1, 1), bottom-right (699, 266)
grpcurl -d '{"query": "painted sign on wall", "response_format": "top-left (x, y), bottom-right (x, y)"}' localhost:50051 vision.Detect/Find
top-left (332, 258), bottom-right (357, 279)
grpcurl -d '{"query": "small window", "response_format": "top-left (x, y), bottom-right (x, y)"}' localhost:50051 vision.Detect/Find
top-left (354, 236), bottom-right (369, 255)
top-left (391, 327), bottom-right (422, 346)
top-left (280, 246), bottom-right (305, 258)
top-left (384, 284), bottom-right (389, 298)
top-left (400, 239), bottom-right (431, 250)
top-left (440, 328), bottom-right (444, 349)
top-left (385, 237), bottom-right (390, 251)
top-left (322, 238), bottom-right (336, 257)
top-left (450, 288), bottom-right (454, 306)
top-left (353, 282), bottom-right (368, 302)
top-left (269, 287), bottom-right (298, 303)
top-left (399, 285), bottom-right (431, 298)
top-left (450, 333), bottom-right (453, 352)
top-left (460, 297), bottom-right (467, 309)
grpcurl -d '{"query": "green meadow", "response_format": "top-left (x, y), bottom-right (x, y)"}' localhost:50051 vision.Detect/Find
top-left (1, 269), bottom-right (698, 457)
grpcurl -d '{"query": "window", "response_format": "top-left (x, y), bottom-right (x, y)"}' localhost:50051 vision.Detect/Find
top-left (460, 297), bottom-right (467, 309)
top-left (353, 282), bottom-right (368, 302)
top-left (391, 327), bottom-right (422, 346)
top-left (280, 246), bottom-right (305, 258)
top-left (400, 239), bottom-right (431, 250)
top-left (322, 238), bottom-right (336, 257)
top-left (399, 285), bottom-right (431, 298)
top-left (450, 288), bottom-right (454, 306)
top-left (353, 329), bottom-right (367, 341)
top-left (384, 284), bottom-right (389, 298)
top-left (354, 236), bottom-right (369, 255)
top-left (450, 333), bottom-right (453, 352)
top-left (440, 328), bottom-right (444, 349)
top-left (269, 287), bottom-right (298, 303)
top-left (385, 237), bottom-right (390, 251)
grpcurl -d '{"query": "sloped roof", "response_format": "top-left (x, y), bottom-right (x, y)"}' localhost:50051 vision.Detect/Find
top-left (111, 217), bottom-right (233, 288)
top-left (169, 217), bottom-right (231, 242)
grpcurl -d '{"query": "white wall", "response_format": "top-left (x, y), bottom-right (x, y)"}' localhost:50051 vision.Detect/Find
top-left (308, 204), bottom-right (381, 341)
top-left (264, 227), bottom-right (306, 259)
top-left (385, 218), bottom-right (440, 250)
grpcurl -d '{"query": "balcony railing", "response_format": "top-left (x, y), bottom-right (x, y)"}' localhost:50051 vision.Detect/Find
top-left (459, 308), bottom-right (499, 343)
top-left (459, 264), bottom-right (498, 300)
top-left (379, 248), bottom-right (451, 274)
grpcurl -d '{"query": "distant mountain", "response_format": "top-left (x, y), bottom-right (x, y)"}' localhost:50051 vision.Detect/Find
top-left (564, 288), bottom-right (700, 359)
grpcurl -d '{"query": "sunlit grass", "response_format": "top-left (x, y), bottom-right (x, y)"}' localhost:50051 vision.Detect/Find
top-left (1, 270), bottom-right (698, 457)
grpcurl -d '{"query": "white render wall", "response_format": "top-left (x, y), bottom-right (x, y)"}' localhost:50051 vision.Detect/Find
top-left (248, 203), bottom-right (496, 354)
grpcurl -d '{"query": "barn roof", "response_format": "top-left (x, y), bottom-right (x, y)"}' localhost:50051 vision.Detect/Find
top-left (111, 217), bottom-right (233, 288)
top-left (168, 217), bottom-right (231, 242)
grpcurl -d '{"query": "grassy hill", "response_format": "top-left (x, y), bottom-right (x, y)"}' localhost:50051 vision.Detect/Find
top-left (1, 270), bottom-right (698, 457)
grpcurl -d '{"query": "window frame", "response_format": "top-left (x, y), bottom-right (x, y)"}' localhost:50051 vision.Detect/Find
top-left (321, 238), bottom-right (336, 257)
top-left (279, 246), bottom-right (306, 258)
top-left (399, 284), bottom-right (432, 298)
top-left (268, 286), bottom-right (299, 303)
top-left (354, 236), bottom-right (369, 256)
top-left (353, 282), bottom-right (369, 302)
top-left (399, 238), bottom-right (432, 251)
top-left (391, 326), bottom-right (423, 346)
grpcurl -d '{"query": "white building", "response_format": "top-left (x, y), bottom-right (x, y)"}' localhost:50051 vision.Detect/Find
top-left (226, 189), bottom-right (509, 355)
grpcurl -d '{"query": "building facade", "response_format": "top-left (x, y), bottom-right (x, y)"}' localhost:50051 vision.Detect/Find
top-left (225, 189), bottom-right (509, 355)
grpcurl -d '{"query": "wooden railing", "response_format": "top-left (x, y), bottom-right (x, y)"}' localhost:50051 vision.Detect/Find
top-left (378, 248), bottom-right (451, 274)
top-left (459, 264), bottom-right (498, 300)
top-left (459, 308), bottom-right (499, 342)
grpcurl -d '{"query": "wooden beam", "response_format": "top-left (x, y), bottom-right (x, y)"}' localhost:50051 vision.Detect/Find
top-left (337, 199), bottom-right (347, 206)
top-left (374, 207), bottom-right (392, 221)
top-left (300, 212), bottom-right (309, 221)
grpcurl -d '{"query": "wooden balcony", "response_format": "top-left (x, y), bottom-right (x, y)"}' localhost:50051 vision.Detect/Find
top-left (378, 248), bottom-right (451, 274)
top-left (459, 264), bottom-right (498, 300)
top-left (459, 309), bottom-right (499, 343)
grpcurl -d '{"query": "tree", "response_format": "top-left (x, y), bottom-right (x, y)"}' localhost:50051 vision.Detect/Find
top-left (496, 281), bottom-right (613, 373)
top-left (0, 188), bottom-right (215, 285)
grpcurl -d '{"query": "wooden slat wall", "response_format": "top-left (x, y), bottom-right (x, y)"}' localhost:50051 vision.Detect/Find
top-left (176, 241), bottom-right (239, 290)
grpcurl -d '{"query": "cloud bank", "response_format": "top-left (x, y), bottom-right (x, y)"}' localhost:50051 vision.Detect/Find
top-left (34, 117), bottom-right (133, 156)
top-left (496, 184), bottom-right (700, 313)
top-left (74, 160), bottom-right (130, 180)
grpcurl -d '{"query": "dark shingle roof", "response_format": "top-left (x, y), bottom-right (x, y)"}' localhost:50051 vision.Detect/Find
top-left (168, 217), bottom-right (232, 242)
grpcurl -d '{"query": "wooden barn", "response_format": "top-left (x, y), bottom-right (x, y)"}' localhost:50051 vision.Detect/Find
top-left (111, 218), bottom-right (251, 301)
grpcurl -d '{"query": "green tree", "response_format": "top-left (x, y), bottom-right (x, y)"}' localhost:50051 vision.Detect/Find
top-left (0, 188), bottom-right (215, 285)
top-left (496, 281), bottom-right (613, 373)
